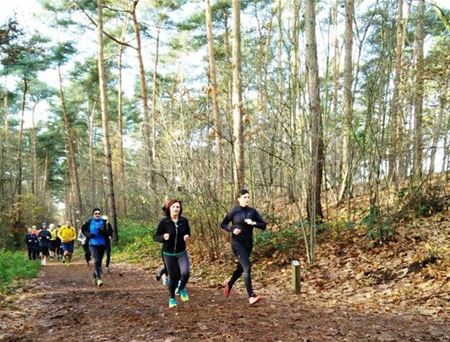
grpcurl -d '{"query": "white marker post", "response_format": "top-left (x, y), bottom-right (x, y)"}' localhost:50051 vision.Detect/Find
top-left (291, 260), bottom-right (301, 294)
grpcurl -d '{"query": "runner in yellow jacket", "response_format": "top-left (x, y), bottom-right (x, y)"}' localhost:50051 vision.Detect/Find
top-left (57, 221), bottom-right (77, 264)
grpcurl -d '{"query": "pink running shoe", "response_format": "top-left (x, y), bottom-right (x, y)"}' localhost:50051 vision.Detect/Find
top-left (248, 295), bottom-right (262, 305)
top-left (223, 279), bottom-right (231, 298)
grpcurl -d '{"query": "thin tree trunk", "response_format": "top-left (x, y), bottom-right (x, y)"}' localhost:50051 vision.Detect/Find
top-left (15, 79), bottom-right (28, 229)
top-left (289, 0), bottom-right (300, 204)
top-left (223, 9), bottom-right (234, 200)
top-left (388, 0), bottom-right (406, 183)
top-left (31, 103), bottom-right (38, 195)
top-left (97, 0), bottom-right (118, 242)
top-left (132, 0), bottom-right (153, 194)
top-left (43, 151), bottom-right (49, 195)
top-left (151, 22), bottom-right (160, 195)
top-left (413, 0), bottom-right (425, 179)
top-left (87, 102), bottom-right (96, 210)
top-left (205, 0), bottom-right (224, 198)
top-left (117, 43), bottom-right (127, 216)
top-left (0, 76), bottom-right (8, 210)
top-left (305, 0), bottom-right (324, 220)
top-left (430, 71), bottom-right (449, 174)
top-left (231, 0), bottom-right (244, 192)
top-left (58, 64), bottom-right (83, 218)
top-left (338, 0), bottom-right (354, 204)
top-left (305, 0), bottom-right (324, 263)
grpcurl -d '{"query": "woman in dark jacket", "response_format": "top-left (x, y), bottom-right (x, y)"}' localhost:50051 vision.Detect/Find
top-left (24, 228), bottom-right (39, 260)
top-left (221, 188), bottom-right (266, 305)
top-left (38, 223), bottom-right (52, 266)
top-left (153, 199), bottom-right (191, 308)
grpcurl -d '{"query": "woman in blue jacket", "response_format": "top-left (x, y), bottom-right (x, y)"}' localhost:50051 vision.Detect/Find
top-left (153, 199), bottom-right (191, 308)
top-left (221, 188), bottom-right (266, 305)
top-left (81, 208), bottom-right (112, 287)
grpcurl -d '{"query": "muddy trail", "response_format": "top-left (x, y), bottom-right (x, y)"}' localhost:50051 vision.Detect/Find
top-left (0, 258), bottom-right (448, 342)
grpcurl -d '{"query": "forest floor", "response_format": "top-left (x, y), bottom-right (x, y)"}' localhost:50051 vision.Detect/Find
top-left (0, 252), bottom-right (449, 342)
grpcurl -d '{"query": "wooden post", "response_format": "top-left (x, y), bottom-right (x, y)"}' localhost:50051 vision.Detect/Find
top-left (291, 260), bottom-right (301, 294)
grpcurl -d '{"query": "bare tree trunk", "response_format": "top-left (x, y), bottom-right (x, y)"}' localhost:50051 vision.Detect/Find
top-left (304, 0), bottom-right (324, 263)
top-left (289, 0), bottom-right (300, 204)
top-left (338, 0), bottom-right (354, 204)
top-left (132, 0), bottom-right (153, 194)
top-left (223, 9), bottom-right (234, 200)
top-left (205, 0), bottom-right (224, 198)
top-left (231, 0), bottom-right (244, 192)
top-left (430, 71), bottom-right (449, 174)
top-left (330, 0), bottom-right (340, 202)
top-left (97, 0), bottom-right (118, 242)
top-left (388, 0), bottom-right (406, 183)
top-left (151, 22), bottom-right (160, 196)
top-left (87, 102), bottom-right (96, 211)
top-left (43, 151), bottom-right (49, 195)
top-left (413, 0), bottom-right (425, 179)
top-left (58, 65), bottom-right (83, 218)
top-left (117, 20), bottom-right (128, 217)
top-left (31, 103), bottom-right (38, 195)
top-left (14, 79), bottom-right (28, 229)
top-left (0, 77), bottom-right (8, 210)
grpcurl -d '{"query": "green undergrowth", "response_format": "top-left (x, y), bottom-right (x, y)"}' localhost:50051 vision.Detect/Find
top-left (112, 220), bottom-right (160, 264)
top-left (0, 250), bottom-right (40, 294)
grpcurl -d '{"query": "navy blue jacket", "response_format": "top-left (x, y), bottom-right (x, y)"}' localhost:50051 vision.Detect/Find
top-left (38, 230), bottom-right (52, 248)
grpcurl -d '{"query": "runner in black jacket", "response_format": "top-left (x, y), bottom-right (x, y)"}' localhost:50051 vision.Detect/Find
top-left (24, 228), bottom-right (39, 260)
top-left (221, 188), bottom-right (266, 305)
top-left (153, 199), bottom-right (191, 308)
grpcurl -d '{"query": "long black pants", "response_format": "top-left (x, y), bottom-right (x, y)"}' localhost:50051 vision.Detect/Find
top-left (229, 241), bottom-right (254, 297)
top-left (89, 245), bottom-right (106, 279)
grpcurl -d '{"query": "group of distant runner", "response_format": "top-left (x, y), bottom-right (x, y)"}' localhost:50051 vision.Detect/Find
top-left (24, 208), bottom-right (113, 288)
top-left (24, 221), bottom-right (77, 266)
top-left (24, 188), bottom-right (266, 308)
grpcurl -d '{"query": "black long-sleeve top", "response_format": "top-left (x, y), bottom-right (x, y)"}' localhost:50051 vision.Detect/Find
top-left (153, 216), bottom-right (191, 255)
top-left (221, 206), bottom-right (266, 248)
top-left (24, 233), bottom-right (39, 247)
top-left (38, 229), bottom-right (52, 248)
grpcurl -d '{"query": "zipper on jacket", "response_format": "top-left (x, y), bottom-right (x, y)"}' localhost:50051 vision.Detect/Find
top-left (174, 221), bottom-right (178, 253)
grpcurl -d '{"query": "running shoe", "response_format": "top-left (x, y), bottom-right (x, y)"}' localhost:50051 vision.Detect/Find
top-left (179, 289), bottom-right (189, 302)
top-left (105, 267), bottom-right (109, 273)
top-left (96, 279), bottom-right (104, 287)
top-left (169, 297), bottom-right (177, 308)
top-left (92, 273), bottom-right (98, 285)
top-left (155, 267), bottom-right (165, 281)
top-left (248, 295), bottom-right (262, 305)
top-left (223, 279), bottom-right (231, 298)
top-left (161, 274), bottom-right (170, 287)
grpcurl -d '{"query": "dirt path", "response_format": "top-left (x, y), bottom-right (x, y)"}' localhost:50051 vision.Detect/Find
top-left (0, 258), bottom-right (449, 342)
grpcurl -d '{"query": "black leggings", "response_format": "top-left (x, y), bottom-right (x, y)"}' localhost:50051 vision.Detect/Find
top-left (105, 243), bottom-right (111, 267)
top-left (163, 251), bottom-right (190, 298)
top-left (229, 241), bottom-right (254, 297)
top-left (82, 243), bottom-right (91, 263)
top-left (28, 248), bottom-right (39, 260)
top-left (89, 245), bottom-right (106, 279)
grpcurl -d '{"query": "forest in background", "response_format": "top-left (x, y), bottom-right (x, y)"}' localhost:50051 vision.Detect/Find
top-left (0, 0), bottom-right (449, 267)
